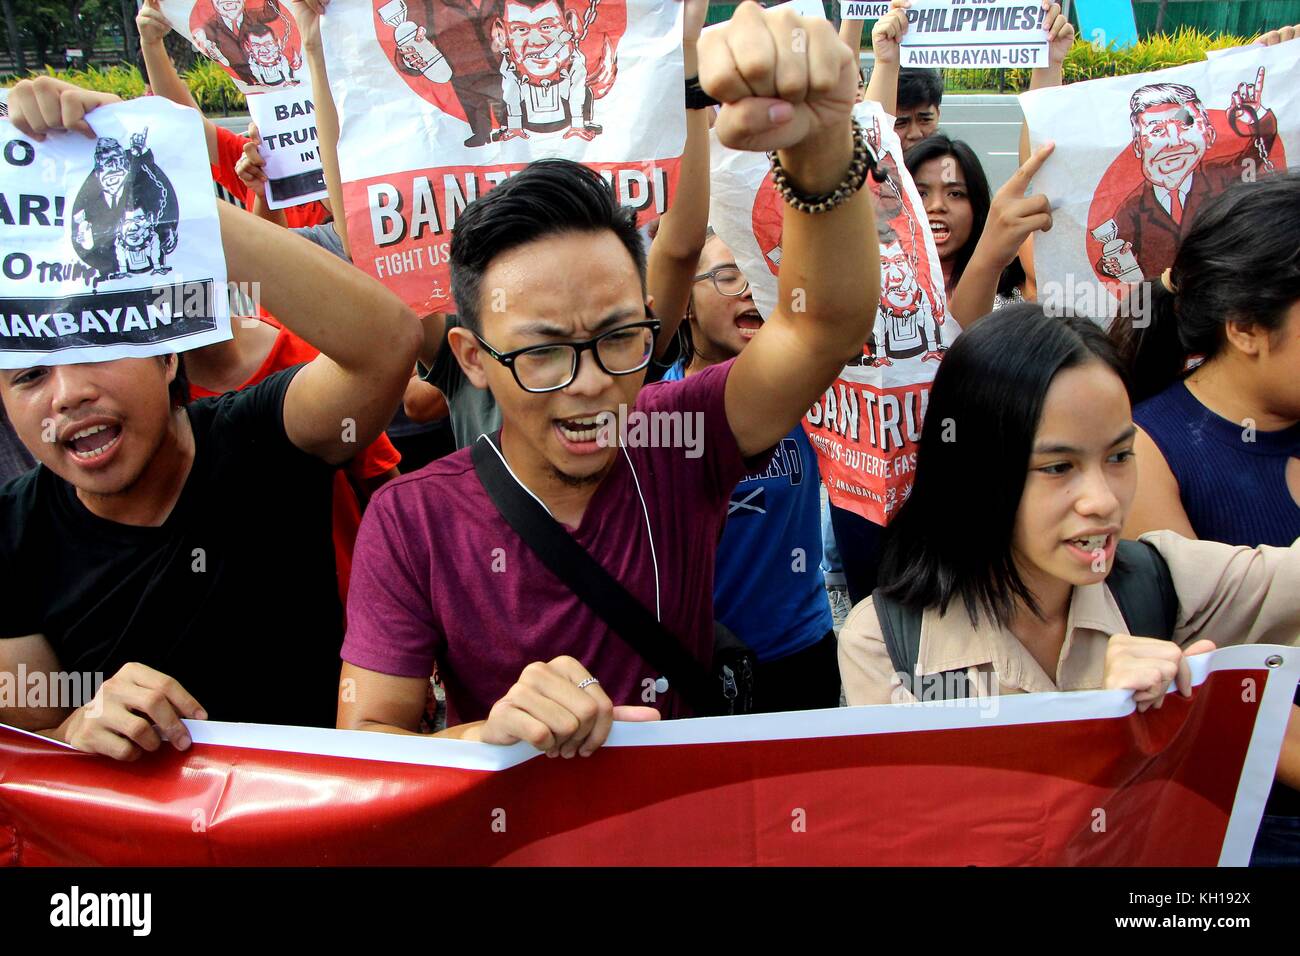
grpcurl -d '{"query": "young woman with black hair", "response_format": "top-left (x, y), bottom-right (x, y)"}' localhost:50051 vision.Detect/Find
top-left (839, 305), bottom-right (1299, 718)
top-left (906, 133), bottom-right (1053, 326)
top-left (1114, 172), bottom-right (1300, 866)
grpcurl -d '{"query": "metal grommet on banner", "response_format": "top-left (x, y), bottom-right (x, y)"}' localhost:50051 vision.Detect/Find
top-left (654, 676), bottom-right (670, 695)
top-left (1266, 655), bottom-right (1284, 668)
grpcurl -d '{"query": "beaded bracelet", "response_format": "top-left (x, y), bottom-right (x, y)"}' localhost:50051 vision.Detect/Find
top-left (766, 119), bottom-right (882, 215)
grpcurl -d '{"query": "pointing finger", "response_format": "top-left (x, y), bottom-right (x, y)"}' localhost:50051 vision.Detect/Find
top-left (1007, 141), bottom-right (1055, 194)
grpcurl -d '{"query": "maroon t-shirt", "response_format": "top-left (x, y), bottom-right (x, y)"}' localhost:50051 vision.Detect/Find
top-left (343, 360), bottom-right (752, 725)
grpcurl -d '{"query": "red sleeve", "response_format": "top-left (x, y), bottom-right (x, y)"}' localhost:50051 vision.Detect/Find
top-left (211, 125), bottom-right (253, 211)
top-left (348, 432), bottom-right (402, 481)
top-left (284, 201), bottom-right (331, 228)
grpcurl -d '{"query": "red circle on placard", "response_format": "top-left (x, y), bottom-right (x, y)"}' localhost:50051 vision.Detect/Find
top-left (189, 0), bottom-right (303, 88)
top-left (1085, 108), bottom-right (1285, 300)
top-left (750, 170), bottom-right (784, 276)
top-left (752, 153), bottom-right (942, 316)
top-left (373, 0), bottom-right (627, 129)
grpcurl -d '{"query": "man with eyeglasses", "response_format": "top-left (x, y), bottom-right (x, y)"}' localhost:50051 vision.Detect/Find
top-left (339, 2), bottom-right (879, 756)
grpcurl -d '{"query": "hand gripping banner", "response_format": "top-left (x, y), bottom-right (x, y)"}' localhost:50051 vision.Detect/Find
top-left (1, 645), bottom-right (1294, 865)
top-left (322, 0), bottom-right (686, 314)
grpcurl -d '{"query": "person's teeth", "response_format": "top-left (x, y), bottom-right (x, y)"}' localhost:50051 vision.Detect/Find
top-left (71, 424), bottom-right (107, 441)
top-left (559, 420), bottom-right (598, 442)
top-left (1074, 534), bottom-right (1107, 550)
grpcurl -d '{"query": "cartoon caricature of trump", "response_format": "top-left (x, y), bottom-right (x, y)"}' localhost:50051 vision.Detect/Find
top-left (1096, 69), bottom-right (1275, 282)
top-left (492, 0), bottom-right (616, 142)
top-left (869, 231), bottom-right (944, 366)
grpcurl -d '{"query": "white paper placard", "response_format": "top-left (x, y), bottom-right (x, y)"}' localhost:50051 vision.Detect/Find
top-left (0, 98), bottom-right (231, 368)
top-left (900, 0), bottom-right (1050, 69)
top-left (245, 81), bottom-right (328, 209)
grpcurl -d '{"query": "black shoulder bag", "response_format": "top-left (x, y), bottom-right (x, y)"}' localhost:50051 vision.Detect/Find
top-left (471, 435), bottom-right (755, 716)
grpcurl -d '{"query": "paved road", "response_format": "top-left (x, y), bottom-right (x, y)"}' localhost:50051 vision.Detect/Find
top-left (934, 94), bottom-right (1026, 192)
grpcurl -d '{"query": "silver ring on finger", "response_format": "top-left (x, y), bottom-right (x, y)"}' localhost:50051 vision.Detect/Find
top-left (576, 677), bottom-right (599, 690)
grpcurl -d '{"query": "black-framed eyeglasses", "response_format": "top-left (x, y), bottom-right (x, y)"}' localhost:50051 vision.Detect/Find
top-left (474, 311), bottom-right (662, 393)
top-left (693, 266), bottom-right (749, 297)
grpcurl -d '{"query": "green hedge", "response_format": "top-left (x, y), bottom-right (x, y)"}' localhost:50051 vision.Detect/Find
top-left (3, 59), bottom-right (245, 114)
top-left (3, 27), bottom-right (1262, 106)
top-left (946, 28), bottom-right (1252, 93)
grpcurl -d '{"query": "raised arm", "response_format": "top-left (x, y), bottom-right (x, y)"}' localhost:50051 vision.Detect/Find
top-left (863, 0), bottom-right (909, 116)
top-left (839, 16), bottom-right (866, 51)
top-left (1028, 1), bottom-right (1072, 94)
top-left (136, 0), bottom-right (219, 164)
top-left (17, 76), bottom-right (419, 467)
top-left (645, 0), bottom-right (711, 358)
top-left (946, 142), bottom-right (1054, 327)
top-left (292, 0), bottom-right (349, 258)
top-left (699, 2), bottom-right (879, 457)
top-left (1019, 1), bottom-right (1072, 163)
top-left (218, 201), bottom-right (420, 463)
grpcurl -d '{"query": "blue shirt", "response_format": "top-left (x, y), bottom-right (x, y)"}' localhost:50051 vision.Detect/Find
top-left (1135, 382), bottom-right (1300, 549)
top-left (1135, 380), bottom-right (1300, 819)
top-left (663, 361), bottom-right (832, 660)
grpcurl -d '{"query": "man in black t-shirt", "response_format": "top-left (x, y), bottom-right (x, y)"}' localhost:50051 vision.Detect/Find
top-left (0, 77), bottom-right (421, 761)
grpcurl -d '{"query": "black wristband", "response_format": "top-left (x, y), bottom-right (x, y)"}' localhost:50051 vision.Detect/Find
top-left (684, 75), bottom-right (719, 111)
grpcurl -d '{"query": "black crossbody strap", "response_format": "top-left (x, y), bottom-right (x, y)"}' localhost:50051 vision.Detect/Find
top-left (1107, 539), bottom-right (1179, 640)
top-left (471, 435), bottom-right (717, 713)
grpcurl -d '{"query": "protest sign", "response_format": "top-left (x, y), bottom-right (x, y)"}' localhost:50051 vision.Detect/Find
top-left (2, 644), bottom-right (1293, 865)
top-left (161, 0), bottom-right (306, 94)
top-left (245, 82), bottom-right (328, 209)
top-left (840, 1), bottom-right (892, 17)
top-left (322, 0), bottom-right (685, 315)
top-left (710, 100), bottom-right (952, 526)
top-left (1020, 42), bottom-right (1298, 315)
top-left (0, 98), bottom-right (230, 369)
top-left (899, 0), bottom-right (1049, 69)
top-left (1074, 0), bottom-right (1138, 50)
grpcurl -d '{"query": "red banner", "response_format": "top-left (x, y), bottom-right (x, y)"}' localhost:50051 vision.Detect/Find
top-left (1, 647), bottom-right (1293, 866)
top-left (341, 159), bottom-right (680, 316)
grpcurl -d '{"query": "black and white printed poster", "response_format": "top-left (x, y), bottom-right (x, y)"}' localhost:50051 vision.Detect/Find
top-left (0, 97), bottom-right (231, 368)
top-left (245, 80), bottom-right (329, 209)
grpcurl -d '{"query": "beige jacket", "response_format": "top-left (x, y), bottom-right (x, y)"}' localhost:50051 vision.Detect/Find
top-left (839, 531), bottom-right (1300, 706)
